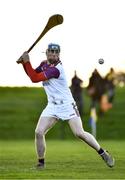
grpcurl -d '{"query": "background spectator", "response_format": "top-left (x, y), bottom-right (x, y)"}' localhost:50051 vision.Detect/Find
top-left (71, 71), bottom-right (84, 116)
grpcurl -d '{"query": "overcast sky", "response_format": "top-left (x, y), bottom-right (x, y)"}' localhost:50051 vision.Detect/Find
top-left (0, 0), bottom-right (125, 87)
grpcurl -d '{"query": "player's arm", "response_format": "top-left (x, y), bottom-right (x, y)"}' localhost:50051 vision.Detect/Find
top-left (23, 62), bottom-right (60, 82)
top-left (23, 62), bottom-right (48, 82)
top-left (17, 52), bottom-right (47, 82)
top-left (17, 52), bottom-right (60, 83)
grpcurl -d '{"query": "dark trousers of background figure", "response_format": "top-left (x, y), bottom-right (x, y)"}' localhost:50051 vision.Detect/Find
top-left (107, 88), bottom-right (115, 103)
top-left (73, 94), bottom-right (84, 117)
top-left (90, 96), bottom-right (104, 116)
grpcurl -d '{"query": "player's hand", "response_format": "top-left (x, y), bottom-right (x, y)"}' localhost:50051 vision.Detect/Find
top-left (16, 51), bottom-right (30, 64)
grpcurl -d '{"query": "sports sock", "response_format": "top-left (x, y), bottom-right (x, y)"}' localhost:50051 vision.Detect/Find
top-left (98, 148), bottom-right (104, 155)
top-left (39, 158), bottom-right (44, 164)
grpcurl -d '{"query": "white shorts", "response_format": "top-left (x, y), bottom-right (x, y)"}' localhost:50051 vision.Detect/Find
top-left (41, 102), bottom-right (80, 120)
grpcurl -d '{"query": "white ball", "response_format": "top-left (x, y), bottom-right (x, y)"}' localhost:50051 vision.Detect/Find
top-left (98, 58), bottom-right (104, 64)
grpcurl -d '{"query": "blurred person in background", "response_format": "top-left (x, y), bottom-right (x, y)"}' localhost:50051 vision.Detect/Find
top-left (71, 71), bottom-right (84, 116)
top-left (105, 68), bottom-right (116, 105)
top-left (87, 69), bottom-right (106, 114)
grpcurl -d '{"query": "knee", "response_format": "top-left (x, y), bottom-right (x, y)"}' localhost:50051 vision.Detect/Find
top-left (35, 128), bottom-right (45, 137)
top-left (75, 130), bottom-right (85, 139)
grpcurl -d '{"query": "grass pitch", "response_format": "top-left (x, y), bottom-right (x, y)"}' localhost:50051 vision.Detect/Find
top-left (0, 140), bottom-right (125, 179)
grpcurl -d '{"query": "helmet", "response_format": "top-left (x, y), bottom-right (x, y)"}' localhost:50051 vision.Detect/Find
top-left (48, 43), bottom-right (60, 53)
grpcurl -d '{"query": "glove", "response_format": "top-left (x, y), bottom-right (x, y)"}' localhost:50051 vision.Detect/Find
top-left (16, 51), bottom-right (30, 64)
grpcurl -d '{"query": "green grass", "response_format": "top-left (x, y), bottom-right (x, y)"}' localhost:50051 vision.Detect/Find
top-left (0, 140), bottom-right (125, 179)
top-left (0, 87), bottom-right (47, 139)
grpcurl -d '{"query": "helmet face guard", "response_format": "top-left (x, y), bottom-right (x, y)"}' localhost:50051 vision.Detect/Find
top-left (46, 43), bottom-right (60, 64)
top-left (47, 49), bottom-right (59, 54)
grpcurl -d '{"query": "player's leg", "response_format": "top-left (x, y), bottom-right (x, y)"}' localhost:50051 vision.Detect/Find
top-left (35, 116), bottom-right (58, 168)
top-left (68, 117), bottom-right (100, 150)
top-left (68, 117), bottom-right (115, 167)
